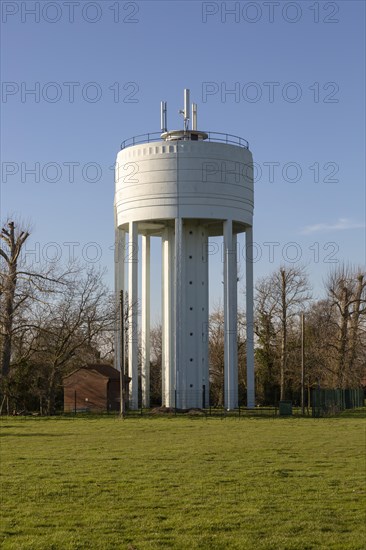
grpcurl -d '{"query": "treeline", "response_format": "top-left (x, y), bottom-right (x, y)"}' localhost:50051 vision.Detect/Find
top-left (1, 220), bottom-right (365, 413)
top-left (254, 265), bottom-right (366, 404)
top-left (148, 262), bottom-right (366, 407)
top-left (0, 221), bottom-right (114, 414)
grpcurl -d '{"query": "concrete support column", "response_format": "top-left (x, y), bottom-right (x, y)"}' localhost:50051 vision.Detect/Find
top-left (198, 226), bottom-right (209, 409)
top-left (174, 217), bottom-right (183, 409)
top-left (223, 220), bottom-right (238, 410)
top-left (162, 226), bottom-right (175, 408)
top-left (182, 222), bottom-right (209, 409)
top-left (141, 235), bottom-right (150, 408)
top-left (128, 221), bottom-right (138, 410)
top-left (246, 226), bottom-right (255, 408)
top-left (232, 232), bottom-right (238, 403)
top-left (202, 232), bottom-right (210, 409)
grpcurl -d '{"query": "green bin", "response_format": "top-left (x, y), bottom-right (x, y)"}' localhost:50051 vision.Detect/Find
top-left (279, 401), bottom-right (292, 416)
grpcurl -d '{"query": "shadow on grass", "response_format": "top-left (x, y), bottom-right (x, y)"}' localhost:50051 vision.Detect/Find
top-left (338, 407), bottom-right (366, 418)
top-left (0, 432), bottom-right (75, 437)
top-left (1, 407), bottom-right (365, 422)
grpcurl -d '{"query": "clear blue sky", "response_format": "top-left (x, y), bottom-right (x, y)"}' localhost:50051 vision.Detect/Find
top-left (1, 0), bottom-right (365, 321)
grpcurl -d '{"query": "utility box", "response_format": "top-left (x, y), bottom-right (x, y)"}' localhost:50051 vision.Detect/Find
top-left (279, 401), bottom-right (292, 416)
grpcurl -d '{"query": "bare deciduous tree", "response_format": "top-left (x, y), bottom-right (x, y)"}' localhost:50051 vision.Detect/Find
top-left (0, 219), bottom-right (116, 414)
top-left (208, 307), bottom-right (225, 406)
top-left (0, 221), bottom-right (30, 378)
top-left (27, 266), bottom-right (114, 414)
top-left (326, 264), bottom-right (366, 387)
top-left (149, 323), bottom-right (162, 405)
top-left (0, 219), bottom-right (75, 385)
top-left (255, 266), bottom-right (311, 400)
top-left (208, 306), bottom-right (247, 406)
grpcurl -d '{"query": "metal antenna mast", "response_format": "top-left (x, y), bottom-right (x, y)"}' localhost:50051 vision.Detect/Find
top-left (179, 88), bottom-right (191, 131)
top-left (160, 101), bottom-right (167, 133)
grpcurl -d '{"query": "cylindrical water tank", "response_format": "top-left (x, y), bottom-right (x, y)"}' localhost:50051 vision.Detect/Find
top-left (115, 134), bottom-right (253, 232)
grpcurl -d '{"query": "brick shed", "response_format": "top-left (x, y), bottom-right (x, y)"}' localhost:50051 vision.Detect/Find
top-left (63, 364), bottom-right (120, 412)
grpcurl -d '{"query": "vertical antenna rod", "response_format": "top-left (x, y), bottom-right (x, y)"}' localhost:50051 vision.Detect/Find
top-left (184, 89), bottom-right (190, 131)
top-left (192, 103), bottom-right (197, 130)
top-left (160, 101), bottom-right (167, 132)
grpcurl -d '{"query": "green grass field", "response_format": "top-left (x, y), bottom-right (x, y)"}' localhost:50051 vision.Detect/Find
top-left (1, 412), bottom-right (365, 550)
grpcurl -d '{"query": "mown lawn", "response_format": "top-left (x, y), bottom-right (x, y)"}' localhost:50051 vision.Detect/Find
top-left (0, 412), bottom-right (365, 550)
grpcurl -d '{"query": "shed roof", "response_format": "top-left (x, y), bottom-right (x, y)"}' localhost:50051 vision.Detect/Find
top-left (64, 364), bottom-right (120, 380)
top-left (84, 364), bottom-right (120, 379)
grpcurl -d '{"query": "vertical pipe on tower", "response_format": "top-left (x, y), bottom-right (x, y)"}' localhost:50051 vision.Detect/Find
top-left (128, 221), bottom-right (138, 410)
top-left (141, 234), bottom-right (150, 408)
top-left (161, 235), bottom-right (166, 405)
top-left (246, 226), bottom-right (255, 408)
top-left (114, 224), bottom-right (125, 373)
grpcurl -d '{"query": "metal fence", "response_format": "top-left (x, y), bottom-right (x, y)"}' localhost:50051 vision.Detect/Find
top-left (120, 131), bottom-right (249, 150)
top-left (61, 386), bottom-right (365, 418)
top-left (311, 388), bottom-right (364, 417)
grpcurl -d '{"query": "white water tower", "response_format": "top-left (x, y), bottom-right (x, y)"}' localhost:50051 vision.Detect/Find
top-left (114, 90), bottom-right (254, 410)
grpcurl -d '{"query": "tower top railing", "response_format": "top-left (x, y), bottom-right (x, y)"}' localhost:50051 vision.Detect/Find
top-left (120, 131), bottom-right (249, 150)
